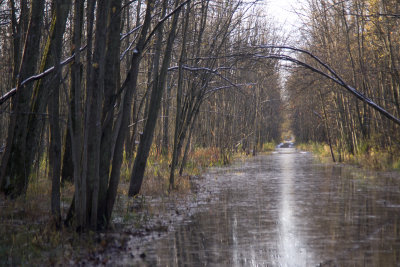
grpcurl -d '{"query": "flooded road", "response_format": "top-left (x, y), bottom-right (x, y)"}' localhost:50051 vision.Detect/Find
top-left (140, 150), bottom-right (400, 266)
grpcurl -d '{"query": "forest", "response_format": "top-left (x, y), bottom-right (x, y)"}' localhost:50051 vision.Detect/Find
top-left (287, 0), bottom-right (400, 166)
top-left (0, 0), bottom-right (399, 264)
top-left (0, 0), bottom-right (283, 231)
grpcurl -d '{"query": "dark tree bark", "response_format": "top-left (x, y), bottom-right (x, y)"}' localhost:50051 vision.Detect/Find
top-left (70, 0), bottom-right (85, 230)
top-left (25, 0), bottom-right (71, 189)
top-left (86, 0), bottom-right (112, 229)
top-left (318, 89), bottom-right (336, 162)
top-left (9, 0), bottom-right (29, 85)
top-left (179, 107), bottom-right (199, 176)
top-left (105, 0), bottom-right (155, 223)
top-left (0, 0), bottom-right (46, 198)
top-left (48, 0), bottom-right (72, 225)
top-left (98, 0), bottom-right (122, 228)
top-left (170, 0), bottom-right (235, 189)
top-left (169, 4), bottom-right (190, 190)
top-left (129, 0), bottom-right (181, 197)
top-left (162, 77), bottom-right (172, 155)
top-left (61, 129), bottom-right (74, 184)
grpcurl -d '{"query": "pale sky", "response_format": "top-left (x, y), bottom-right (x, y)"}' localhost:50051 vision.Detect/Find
top-left (265, 0), bottom-right (303, 33)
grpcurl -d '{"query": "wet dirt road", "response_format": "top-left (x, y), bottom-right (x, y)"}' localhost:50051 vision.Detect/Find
top-left (139, 149), bottom-right (400, 266)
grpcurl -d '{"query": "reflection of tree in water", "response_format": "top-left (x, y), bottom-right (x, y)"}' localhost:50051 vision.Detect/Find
top-left (143, 153), bottom-right (400, 266)
top-left (145, 156), bottom-right (284, 265)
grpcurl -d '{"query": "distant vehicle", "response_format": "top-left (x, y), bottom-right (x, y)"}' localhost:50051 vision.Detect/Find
top-left (276, 142), bottom-right (295, 148)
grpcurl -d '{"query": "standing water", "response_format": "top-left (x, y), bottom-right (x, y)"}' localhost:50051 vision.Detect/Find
top-left (138, 149), bottom-right (400, 266)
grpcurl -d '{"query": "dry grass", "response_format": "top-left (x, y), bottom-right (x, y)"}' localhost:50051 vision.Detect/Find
top-left (261, 142), bottom-right (277, 152)
top-left (298, 141), bottom-right (400, 171)
top-left (348, 149), bottom-right (398, 171)
top-left (0, 178), bottom-right (78, 266)
top-left (0, 145), bottom-right (239, 265)
top-left (118, 146), bottom-right (225, 197)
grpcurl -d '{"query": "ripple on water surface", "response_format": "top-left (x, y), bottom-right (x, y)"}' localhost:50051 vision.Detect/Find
top-left (137, 150), bottom-right (400, 266)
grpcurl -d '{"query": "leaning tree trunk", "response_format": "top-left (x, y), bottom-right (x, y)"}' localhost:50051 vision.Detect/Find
top-left (26, 0), bottom-right (72, 182)
top-left (105, 0), bottom-right (155, 224)
top-left (179, 106), bottom-right (200, 176)
top-left (9, 0), bottom-right (29, 85)
top-left (129, 0), bottom-right (181, 197)
top-left (169, 4), bottom-right (190, 189)
top-left (0, 0), bottom-right (45, 198)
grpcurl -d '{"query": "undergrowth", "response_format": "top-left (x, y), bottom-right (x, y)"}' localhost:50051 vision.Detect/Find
top-left (297, 141), bottom-right (400, 171)
top-left (0, 146), bottom-right (233, 265)
top-left (261, 142), bottom-right (277, 152)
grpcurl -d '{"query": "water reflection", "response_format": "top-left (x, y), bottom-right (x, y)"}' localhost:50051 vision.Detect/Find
top-left (137, 151), bottom-right (400, 266)
top-left (278, 153), bottom-right (314, 266)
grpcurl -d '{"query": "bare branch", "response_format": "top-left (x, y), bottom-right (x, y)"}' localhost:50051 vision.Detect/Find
top-left (120, 24), bottom-right (142, 41)
top-left (0, 45), bottom-right (87, 106)
top-left (254, 49), bottom-right (400, 126)
top-left (143, 0), bottom-right (192, 48)
top-left (204, 83), bottom-right (256, 96)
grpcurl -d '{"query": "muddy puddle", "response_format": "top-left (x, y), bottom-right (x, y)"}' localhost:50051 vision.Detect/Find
top-left (116, 149), bottom-right (400, 266)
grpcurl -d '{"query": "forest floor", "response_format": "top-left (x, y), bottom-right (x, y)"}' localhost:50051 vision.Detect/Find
top-left (0, 145), bottom-right (275, 266)
top-left (76, 175), bottom-right (213, 266)
top-left (0, 177), bottom-right (204, 266)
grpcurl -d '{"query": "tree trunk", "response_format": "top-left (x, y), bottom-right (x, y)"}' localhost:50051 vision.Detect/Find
top-left (85, 0), bottom-right (112, 229)
top-left (105, 0), bottom-right (154, 223)
top-left (161, 77), bottom-right (172, 155)
top-left (179, 107), bottom-right (199, 176)
top-left (318, 89), bottom-right (336, 162)
top-left (98, 0), bottom-right (122, 228)
top-left (0, 0), bottom-right (45, 198)
top-left (70, 0), bottom-right (85, 230)
top-left (25, 0), bottom-right (71, 189)
top-left (48, 0), bottom-right (72, 225)
top-left (9, 0), bottom-right (29, 85)
top-left (62, 0), bottom-right (84, 185)
top-left (129, 0), bottom-right (181, 197)
top-left (169, 4), bottom-right (190, 190)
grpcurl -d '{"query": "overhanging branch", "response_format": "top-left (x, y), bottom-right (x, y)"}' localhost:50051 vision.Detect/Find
top-left (0, 45), bottom-right (87, 106)
top-left (254, 48), bottom-right (400, 126)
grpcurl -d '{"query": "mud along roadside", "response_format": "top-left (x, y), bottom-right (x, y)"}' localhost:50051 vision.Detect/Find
top-left (75, 173), bottom-right (223, 266)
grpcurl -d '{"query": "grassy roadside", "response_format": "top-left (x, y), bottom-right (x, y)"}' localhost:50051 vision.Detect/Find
top-left (0, 143), bottom-right (276, 265)
top-left (296, 142), bottom-right (400, 171)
